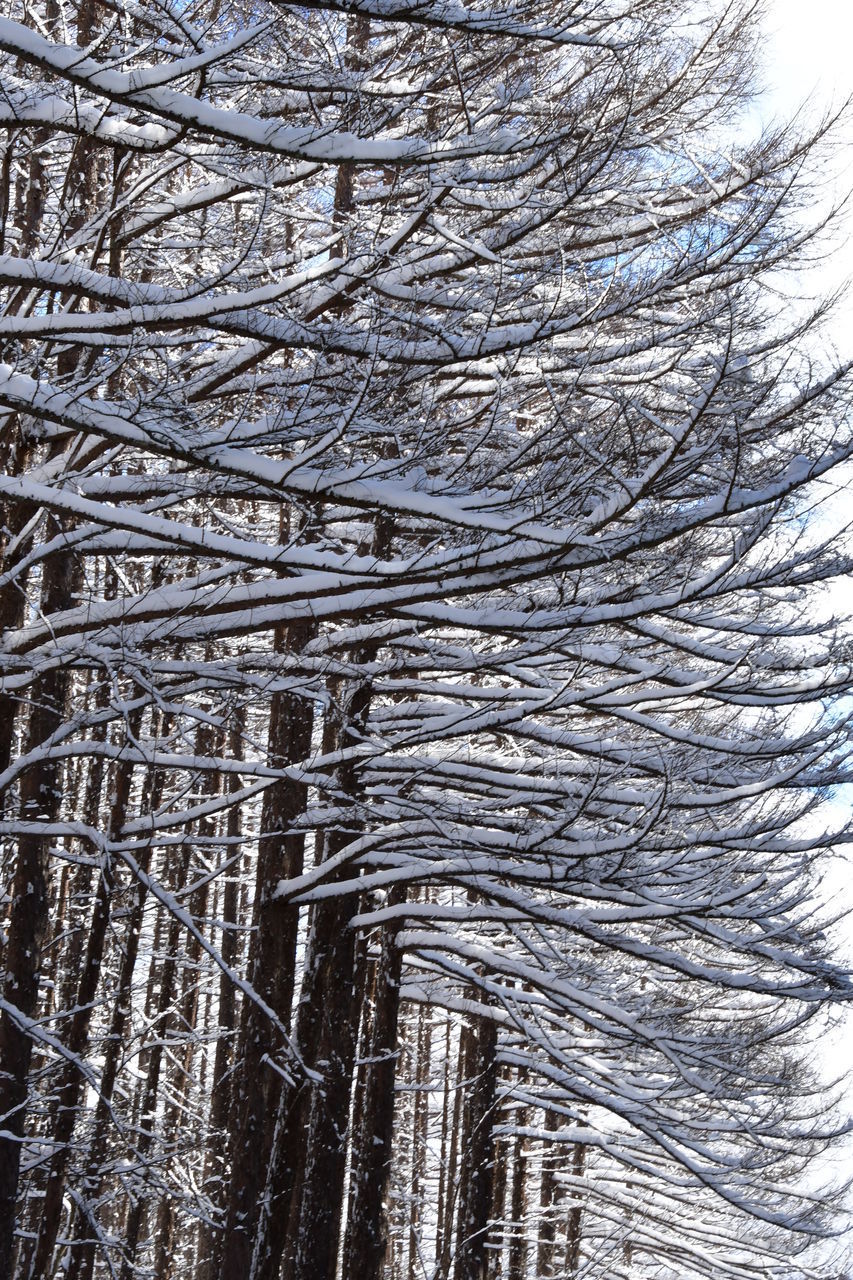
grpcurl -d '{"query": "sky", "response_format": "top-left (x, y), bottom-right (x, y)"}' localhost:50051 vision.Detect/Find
top-left (763, 0), bottom-right (853, 323)
top-left (763, 5), bottom-right (850, 1254)
top-left (766, 3), bottom-right (853, 1240)
top-left (766, 0), bottom-right (853, 108)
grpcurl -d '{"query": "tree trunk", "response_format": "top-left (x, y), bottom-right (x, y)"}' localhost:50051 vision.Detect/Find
top-left (27, 710), bottom-right (142, 1280)
top-left (288, 876), bottom-right (362, 1280)
top-left (453, 1010), bottom-right (498, 1280)
top-left (341, 890), bottom-right (406, 1280)
top-left (221, 617), bottom-right (315, 1279)
top-left (152, 725), bottom-right (218, 1280)
top-left (488, 1090), bottom-right (508, 1280)
top-left (536, 1111), bottom-right (558, 1280)
top-left (199, 708), bottom-right (246, 1280)
top-left (564, 1142), bottom-right (586, 1274)
top-left (407, 1000), bottom-right (431, 1280)
top-left (252, 503), bottom-right (392, 1280)
top-left (506, 1112), bottom-right (528, 1280)
top-left (118, 840), bottom-right (193, 1280)
top-left (65, 711), bottom-right (172, 1280)
top-left (436, 1026), bottom-right (466, 1280)
top-left (0, 527), bottom-right (80, 1278)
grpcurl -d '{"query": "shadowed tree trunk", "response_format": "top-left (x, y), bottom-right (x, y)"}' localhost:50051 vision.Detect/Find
top-left (407, 999), bottom-right (431, 1280)
top-left (0, 520), bottom-right (81, 1278)
top-left (65, 710), bottom-right (173, 1280)
top-left (199, 708), bottom-right (246, 1280)
top-left (0, 419), bottom-right (32, 790)
top-left (27, 707), bottom-right (142, 1280)
top-left (437, 1025), bottom-right (466, 1280)
top-left (536, 1111), bottom-right (559, 1279)
top-left (251, 843), bottom-right (363, 1280)
top-left (153, 722), bottom-right (220, 1280)
top-left (341, 887), bottom-right (406, 1280)
top-left (51, 675), bottom-right (110, 1023)
top-left (564, 1142), bottom-right (586, 1274)
top-left (118, 838), bottom-right (194, 1280)
top-left (286, 494), bottom-right (394, 1280)
top-left (453, 1007), bottom-right (498, 1280)
top-left (221, 616), bottom-right (315, 1280)
top-left (507, 1109), bottom-right (529, 1280)
top-left (489, 1079), bottom-right (508, 1280)
top-left (252, 507), bottom-right (392, 1280)
top-left (288, 755), bottom-right (369, 1280)
top-left (435, 1017), bottom-right (454, 1271)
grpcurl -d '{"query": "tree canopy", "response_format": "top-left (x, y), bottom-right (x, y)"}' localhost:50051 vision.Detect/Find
top-left (0, 1), bottom-right (851, 1278)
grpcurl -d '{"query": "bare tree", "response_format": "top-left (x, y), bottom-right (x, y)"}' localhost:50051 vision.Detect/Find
top-left (0, 1), bottom-right (851, 1278)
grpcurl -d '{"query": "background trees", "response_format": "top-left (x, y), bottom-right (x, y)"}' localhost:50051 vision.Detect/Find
top-left (0, 0), bottom-right (851, 1277)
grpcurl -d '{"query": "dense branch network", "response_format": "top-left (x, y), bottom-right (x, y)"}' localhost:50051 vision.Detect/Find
top-left (0, 1), bottom-right (851, 1279)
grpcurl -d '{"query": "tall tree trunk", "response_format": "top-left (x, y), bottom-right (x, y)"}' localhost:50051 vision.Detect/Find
top-left (0, 423), bottom-right (32, 791)
top-left (151, 894), bottom-right (208, 1280)
top-left (536, 1112), bottom-right (558, 1280)
top-left (288, 858), bottom-right (363, 1280)
top-left (0, 525), bottom-right (81, 1278)
top-left (234, 13), bottom-right (371, 1265)
top-left (407, 1000), bottom-right (430, 1280)
top-left (285, 496), bottom-right (393, 1280)
top-left (199, 708), bottom-right (246, 1280)
top-left (506, 1110), bottom-right (528, 1280)
top-left (488, 1085), bottom-right (508, 1280)
top-left (27, 710), bottom-right (142, 1280)
top-left (251, 505), bottom-right (392, 1280)
top-left (341, 889), bottom-right (406, 1280)
top-left (152, 726), bottom-right (218, 1280)
top-left (453, 1009), bottom-right (498, 1280)
top-left (249, 710), bottom-right (368, 1280)
top-left (52, 676), bottom-right (110, 1021)
top-left (118, 839), bottom-right (193, 1280)
top-left (564, 1142), bottom-right (586, 1274)
top-left (221, 616), bottom-right (315, 1279)
top-left (436, 1027), bottom-right (466, 1280)
top-left (65, 711), bottom-right (172, 1280)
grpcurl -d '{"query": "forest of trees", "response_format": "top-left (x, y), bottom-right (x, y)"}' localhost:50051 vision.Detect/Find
top-left (0, 0), bottom-right (852, 1276)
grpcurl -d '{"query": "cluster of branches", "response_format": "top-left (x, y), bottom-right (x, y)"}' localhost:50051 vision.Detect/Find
top-left (0, 0), bottom-right (852, 1277)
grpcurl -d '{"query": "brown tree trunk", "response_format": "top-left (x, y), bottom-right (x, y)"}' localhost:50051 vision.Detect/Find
top-left (564, 1142), bottom-right (586, 1274)
top-left (288, 872), bottom-right (362, 1280)
top-left (199, 709), bottom-right (246, 1280)
top-left (221, 617), bottom-right (315, 1279)
top-left (250, 506), bottom-right (392, 1280)
top-left (506, 1112), bottom-right (528, 1280)
top-left (248, 872), bottom-right (358, 1280)
top-left (118, 840), bottom-right (193, 1280)
top-left (152, 884), bottom-right (209, 1280)
top-left (341, 890), bottom-right (406, 1280)
top-left (0, 421), bottom-right (33, 791)
top-left (436, 1027), bottom-right (466, 1280)
top-left (65, 711), bottom-right (172, 1280)
top-left (453, 1009), bottom-right (498, 1280)
top-left (287, 500), bottom-right (394, 1280)
top-left (536, 1111), bottom-right (558, 1279)
top-left (249, 708), bottom-right (368, 1280)
top-left (152, 725), bottom-right (219, 1280)
top-left (27, 711), bottom-right (142, 1280)
top-left (52, 676), bottom-right (110, 1021)
top-left (407, 1000), bottom-right (431, 1280)
top-left (489, 1088), bottom-right (508, 1280)
top-left (0, 526), bottom-right (80, 1278)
